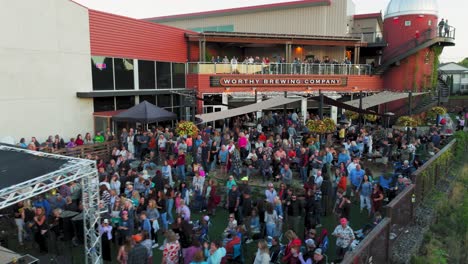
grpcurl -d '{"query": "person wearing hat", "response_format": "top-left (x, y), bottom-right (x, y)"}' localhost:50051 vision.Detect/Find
top-left (298, 238), bottom-right (316, 264)
top-left (332, 218), bottom-right (355, 261)
top-left (117, 210), bottom-right (134, 245)
top-left (224, 229), bottom-right (241, 262)
top-left (99, 219), bottom-right (113, 262)
top-left (128, 234), bottom-right (148, 264)
top-left (313, 248), bottom-right (326, 264)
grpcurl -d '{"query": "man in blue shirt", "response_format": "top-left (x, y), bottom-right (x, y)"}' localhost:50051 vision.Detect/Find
top-left (324, 147), bottom-right (334, 180)
top-left (349, 165), bottom-right (365, 201)
top-left (337, 148), bottom-right (351, 166)
top-left (33, 195), bottom-right (51, 216)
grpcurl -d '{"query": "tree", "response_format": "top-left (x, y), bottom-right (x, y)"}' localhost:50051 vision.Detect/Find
top-left (458, 57), bottom-right (468, 68)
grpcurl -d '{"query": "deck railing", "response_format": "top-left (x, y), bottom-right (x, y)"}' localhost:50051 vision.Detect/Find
top-left (341, 139), bottom-right (458, 264)
top-left (50, 140), bottom-right (119, 160)
top-left (187, 62), bottom-right (372, 75)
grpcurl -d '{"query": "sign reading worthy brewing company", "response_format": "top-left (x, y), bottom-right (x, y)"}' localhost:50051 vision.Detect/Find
top-left (209, 76), bottom-right (348, 87)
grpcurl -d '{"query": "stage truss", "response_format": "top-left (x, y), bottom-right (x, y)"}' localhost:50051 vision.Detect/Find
top-left (0, 145), bottom-right (102, 264)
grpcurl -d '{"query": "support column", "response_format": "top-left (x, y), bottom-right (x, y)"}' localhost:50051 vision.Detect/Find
top-left (256, 92), bottom-right (263, 121)
top-left (301, 97), bottom-right (308, 125)
top-left (319, 90), bottom-right (324, 119)
top-left (284, 91), bottom-right (288, 127)
top-left (354, 46), bottom-right (360, 64)
top-left (82, 165), bottom-right (102, 264)
top-left (199, 40), bottom-right (206, 62)
top-left (331, 106), bottom-right (338, 124)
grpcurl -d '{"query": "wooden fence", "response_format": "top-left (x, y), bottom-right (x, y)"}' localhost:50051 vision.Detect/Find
top-left (51, 140), bottom-right (119, 160)
top-left (341, 139), bottom-right (458, 264)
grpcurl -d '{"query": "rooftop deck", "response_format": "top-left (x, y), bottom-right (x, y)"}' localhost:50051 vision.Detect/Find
top-left (188, 62), bottom-right (372, 75)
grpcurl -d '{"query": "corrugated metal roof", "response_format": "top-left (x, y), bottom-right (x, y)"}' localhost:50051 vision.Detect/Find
top-left (143, 0), bottom-right (331, 22)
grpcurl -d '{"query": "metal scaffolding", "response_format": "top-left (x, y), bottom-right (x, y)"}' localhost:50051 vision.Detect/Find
top-left (0, 145), bottom-right (102, 264)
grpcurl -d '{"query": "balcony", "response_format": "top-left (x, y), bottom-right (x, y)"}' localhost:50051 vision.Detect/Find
top-left (348, 31), bottom-right (386, 47)
top-left (187, 62), bottom-right (372, 76)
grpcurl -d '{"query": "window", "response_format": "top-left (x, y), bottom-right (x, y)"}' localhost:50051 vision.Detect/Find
top-left (138, 60), bottom-right (156, 89)
top-left (188, 25), bottom-right (234, 33)
top-left (156, 62), bottom-right (172, 89)
top-left (405, 21), bottom-right (411, 26)
top-left (91, 56), bottom-right (114, 90)
top-left (114, 58), bottom-right (134, 90)
top-left (172, 63), bottom-right (186, 88)
top-left (93, 97), bottom-right (115, 112)
top-left (172, 94), bottom-right (181, 107)
top-left (139, 95), bottom-right (156, 105)
top-left (428, 20), bottom-right (432, 26)
top-left (116, 96), bottom-right (135, 110)
top-left (157, 94), bottom-right (171, 107)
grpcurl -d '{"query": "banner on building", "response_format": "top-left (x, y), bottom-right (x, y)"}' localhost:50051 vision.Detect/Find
top-left (210, 76), bottom-right (347, 87)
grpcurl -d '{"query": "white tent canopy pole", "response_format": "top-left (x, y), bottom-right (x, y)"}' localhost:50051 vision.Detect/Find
top-left (196, 97), bottom-right (302, 123)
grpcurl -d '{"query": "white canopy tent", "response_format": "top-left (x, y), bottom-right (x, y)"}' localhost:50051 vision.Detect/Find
top-left (345, 91), bottom-right (427, 109)
top-left (196, 97), bottom-right (302, 123)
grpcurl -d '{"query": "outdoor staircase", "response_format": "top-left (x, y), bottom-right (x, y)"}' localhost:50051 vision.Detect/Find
top-left (373, 28), bottom-right (456, 76)
top-left (437, 71), bottom-right (450, 103)
top-left (390, 93), bottom-right (438, 123)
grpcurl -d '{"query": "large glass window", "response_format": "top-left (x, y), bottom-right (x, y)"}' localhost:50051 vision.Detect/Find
top-left (138, 60), bottom-right (156, 89)
top-left (172, 63), bottom-right (186, 88)
top-left (156, 62), bottom-right (171, 89)
top-left (172, 94), bottom-right (181, 107)
top-left (157, 94), bottom-right (171, 108)
top-left (93, 97), bottom-right (115, 112)
top-left (91, 56), bottom-right (114, 90)
top-left (114, 58), bottom-right (134, 90)
top-left (116, 96), bottom-right (135, 110)
top-left (139, 95), bottom-right (156, 105)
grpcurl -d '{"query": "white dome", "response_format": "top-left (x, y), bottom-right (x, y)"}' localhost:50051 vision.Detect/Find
top-left (384, 0), bottom-right (438, 19)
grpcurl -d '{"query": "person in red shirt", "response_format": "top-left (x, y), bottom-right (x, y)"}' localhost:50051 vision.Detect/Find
top-left (75, 134), bottom-right (84, 146)
top-left (282, 230), bottom-right (302, 264)
top-left (258, 133), bottom-right (267, 142)
top-left (223, 230), bottom-right (241, 263)
top-left (176, 151), bottom-right (186, 182)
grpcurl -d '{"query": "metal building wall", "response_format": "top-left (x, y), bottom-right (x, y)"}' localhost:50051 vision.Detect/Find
top-left (153, 0), bottom-right (352, 37)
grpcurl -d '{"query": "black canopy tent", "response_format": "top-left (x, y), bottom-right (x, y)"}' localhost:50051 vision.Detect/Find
top-left (112, 101), bottom-right (177, 123)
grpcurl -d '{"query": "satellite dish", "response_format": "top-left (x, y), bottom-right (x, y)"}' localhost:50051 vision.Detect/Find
top-left (0, 136), bottom-right (15, 145)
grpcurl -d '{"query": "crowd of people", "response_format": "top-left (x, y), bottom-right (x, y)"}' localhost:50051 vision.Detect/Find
top-left (211, 55), bottom-right (353, 66)
top-left (6, 107), bottom-right (457, 263)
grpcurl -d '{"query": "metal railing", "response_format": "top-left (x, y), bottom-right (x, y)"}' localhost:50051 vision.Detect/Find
top-left (341, 139), bottom-right (458, 264)
top-left (348, 31), bottom-right (385, 44)
top-left (187, 62), bottom-right (372, 75)
top-left (382, 25), bottom-right (456, 62)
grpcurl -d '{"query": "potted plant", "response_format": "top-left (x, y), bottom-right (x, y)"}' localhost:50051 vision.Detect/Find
top-left (344, 111), bottom-right (359, 125)
top-left (175, 121), bottom-right (199, 137)
top-left (396, 116), bottom-right (418, 128)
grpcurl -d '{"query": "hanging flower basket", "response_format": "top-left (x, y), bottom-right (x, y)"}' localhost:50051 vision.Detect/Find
top-left (175, 121), bottom-right (199, 137)
top-left (306, 119), bottom-right (327, 134)
top-left (364, 112), bottom-right (378, 122)
top-left (344, 111), bottom-right (359, 120)
top-left (427, 106), bottom-right (447, 119)
top-left (322, 118), bottom-right (337, 133)
top-left (396, 116), bottom-right (418, 127)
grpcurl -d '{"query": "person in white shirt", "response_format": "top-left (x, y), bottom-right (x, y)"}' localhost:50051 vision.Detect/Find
top-left (314, 170), bottom-right (323, 188)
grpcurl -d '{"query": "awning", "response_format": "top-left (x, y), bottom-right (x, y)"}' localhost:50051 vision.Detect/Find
top-left (345, 91), bottom-right (426, 109)
top-left (196, 97), bottom-right (301, 123)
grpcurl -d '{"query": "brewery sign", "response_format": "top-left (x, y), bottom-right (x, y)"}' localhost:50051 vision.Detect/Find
top-left (210, 76), bottom-right (347, 87)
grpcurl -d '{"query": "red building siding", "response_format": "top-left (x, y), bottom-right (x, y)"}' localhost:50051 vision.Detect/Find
top-left (189, 74), bottom-right (384, 94)
top-left (383, 48), bottom-right (434, 92)
top-left (383, 14), bottom-right (437, 60)
top-left (88, 10), bottom-right (190, 62)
